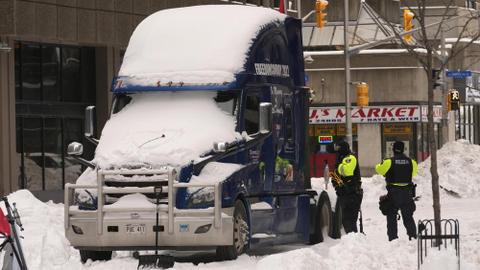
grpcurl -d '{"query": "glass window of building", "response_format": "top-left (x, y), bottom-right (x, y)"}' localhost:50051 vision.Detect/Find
top-left (381, 123), bottom-right (416, 159)
top-left (15, 42), bottom-right (96, 191)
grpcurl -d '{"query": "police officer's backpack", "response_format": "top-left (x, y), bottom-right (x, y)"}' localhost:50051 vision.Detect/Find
top-left (379, 195), bottom-right (392, 215)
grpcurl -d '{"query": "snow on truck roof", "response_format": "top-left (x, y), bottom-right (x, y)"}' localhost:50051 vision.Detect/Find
top-left (115, 5), bottom-right (287, 92)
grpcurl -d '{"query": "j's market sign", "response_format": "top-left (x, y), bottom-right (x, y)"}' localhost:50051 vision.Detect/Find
top-left (309, 105), bottom-right (421, 124)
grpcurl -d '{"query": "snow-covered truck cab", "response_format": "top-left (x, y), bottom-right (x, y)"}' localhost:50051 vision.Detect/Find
top-left (65, 5), bottom-right (333, 263)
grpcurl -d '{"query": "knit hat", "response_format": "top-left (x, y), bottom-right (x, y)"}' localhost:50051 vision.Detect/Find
top-left (393, 141), bottom-right (404, 154)
top-left (336, 141), bottom-right (351, 155)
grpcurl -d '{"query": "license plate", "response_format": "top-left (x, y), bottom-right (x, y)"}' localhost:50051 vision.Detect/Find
top-left (125, 224), bottom-right (146, 234)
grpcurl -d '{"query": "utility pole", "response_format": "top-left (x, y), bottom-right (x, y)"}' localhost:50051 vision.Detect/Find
top-left (440, 30), bottom-right (449, 144)
top-left (343, 0), bottom-right (353, 147)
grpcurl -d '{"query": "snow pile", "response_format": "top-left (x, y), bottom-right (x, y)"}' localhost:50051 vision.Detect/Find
top-left (94, 91), bottom-right (241, 169)
top-left (188, 162), bottom-right (243, 204)
top-left (416, 140), bottom-right (480, 198)
top-left (119, 5), bottom-right (286, 86)
top-left (189, 162), bottom-right (243, 185)
top-left (1, 190), bottom-right (79, 269)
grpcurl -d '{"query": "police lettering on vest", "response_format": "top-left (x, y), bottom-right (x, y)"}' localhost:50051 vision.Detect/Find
top-left (386, 154), bottom-right (413, 185)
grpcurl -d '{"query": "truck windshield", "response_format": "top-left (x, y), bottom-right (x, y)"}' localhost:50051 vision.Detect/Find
top-left (95, 91), bottom-right (241, 169)
top-left (111, 91), bottom-right (239, 118)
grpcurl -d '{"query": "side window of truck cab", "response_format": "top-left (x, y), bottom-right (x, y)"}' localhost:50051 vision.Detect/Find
top-left (215, 91), bottom-right (240, 119)
top-left (244, 92), bottom-right (260, 135)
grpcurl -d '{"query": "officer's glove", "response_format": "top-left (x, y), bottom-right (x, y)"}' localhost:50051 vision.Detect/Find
top-left (335, 186), bottom-right (346, 197)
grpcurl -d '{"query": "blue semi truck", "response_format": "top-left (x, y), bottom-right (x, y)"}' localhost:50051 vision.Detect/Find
top-left (64, 5), bottom-right (341, 263)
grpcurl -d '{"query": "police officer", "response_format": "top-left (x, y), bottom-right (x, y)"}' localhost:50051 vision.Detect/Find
top-left (331, 141), bottom-right (363, 233)
top-left (375, 141), bottom-right (418, 241)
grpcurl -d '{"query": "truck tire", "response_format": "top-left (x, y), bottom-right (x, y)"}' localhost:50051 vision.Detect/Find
top-left (216, 200), bottom-right (249, 261)
top-left (80, 250), bottom-right (112, 263)
top-left (331, 199), bottom-right (345, 239)
top-left (310, 191), bottom-right (332, 244)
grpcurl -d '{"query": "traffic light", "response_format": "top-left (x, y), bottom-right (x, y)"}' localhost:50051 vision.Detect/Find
top-left (316, 0), bottom-right (328, 28)
top-left (432, 69), bottom-right (443, 89)
top-left (449, 89), bottom-right (460, 111)
top-left (356, 82), bottom-right (369, 107)
top-left (403, 9), bottom-right (414, 43)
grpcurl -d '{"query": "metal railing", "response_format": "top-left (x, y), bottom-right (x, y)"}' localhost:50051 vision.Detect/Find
top-left (417, 219), bottom-right (460, 270)
top-left (65, 167), bottom-right (222, 235)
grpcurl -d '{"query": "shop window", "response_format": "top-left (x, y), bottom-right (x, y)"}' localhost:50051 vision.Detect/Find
top-left (15, 44), bottom-right (21, 100)
top-left (42, 45), bottom-right (60, 101)
top-left (381, 123), bottom-right (415, 159)
top-left (80, 47), bottom-right (96, 103)
top-left (15, 42), bottom-right (95, 191)
top-left (21, 118), bottom-right (43, 191)
top-left (20, 44), bottom-right (41, 100)
top-left (62, 47), bottom-right (81, 102)
top-left (308, 123), bottom-right (358, 178)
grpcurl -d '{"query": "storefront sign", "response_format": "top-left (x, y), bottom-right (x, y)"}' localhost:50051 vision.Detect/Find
top-left (383, 123), bottom-right (412, 135)
top-left (318, 135), bottom-right (333, 144)
top-left (466, 87), bottom-right (480, 103)
top-left (309, 105), bottom-right (420, 124)
top-left (315, 125), bottom-right (336, 136)
top-left (421, 105), bottom-right (442, 123)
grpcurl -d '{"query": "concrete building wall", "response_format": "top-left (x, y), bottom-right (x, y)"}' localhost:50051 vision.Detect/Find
top-left (357, 123), bottom-right (381, 175)
top-left (305, 52), bottom-right (446, 105)
top-left (307, 67), bottom-right (429, 104)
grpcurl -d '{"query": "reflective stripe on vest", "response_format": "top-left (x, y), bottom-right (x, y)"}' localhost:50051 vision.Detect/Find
top-left (388, 182), bottom-right (410, 187)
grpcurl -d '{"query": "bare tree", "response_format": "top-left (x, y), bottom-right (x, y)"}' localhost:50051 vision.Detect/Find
top-left (383, 0), bottom-right (480, 243)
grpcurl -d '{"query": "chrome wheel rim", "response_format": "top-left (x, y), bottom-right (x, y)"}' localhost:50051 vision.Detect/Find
top-left (233, 213), bottom-right (249, 253)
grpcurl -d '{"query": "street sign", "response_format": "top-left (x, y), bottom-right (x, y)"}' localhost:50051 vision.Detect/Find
top-left (446, 70), bottom-right (472, 78)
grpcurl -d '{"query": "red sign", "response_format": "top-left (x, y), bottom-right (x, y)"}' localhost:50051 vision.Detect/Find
top-left (318, 135), bottom-right (333, 144)
top-left (309, 106), bottom-right (421, 124)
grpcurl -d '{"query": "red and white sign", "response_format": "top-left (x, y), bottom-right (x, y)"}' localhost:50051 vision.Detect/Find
top-left (309, 105), bottom-right (421, 124)
top-left (421, 105), bottom-right (443, 123)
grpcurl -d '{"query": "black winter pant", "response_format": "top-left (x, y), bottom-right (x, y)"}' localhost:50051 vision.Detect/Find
top-left (339, 192), bottom-right (363, 233)
top-left (386, 186), bottom-right (417, 241)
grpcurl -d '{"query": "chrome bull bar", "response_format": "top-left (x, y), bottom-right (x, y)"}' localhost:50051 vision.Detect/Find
top-left (64, 168), bottom-right (222, 235)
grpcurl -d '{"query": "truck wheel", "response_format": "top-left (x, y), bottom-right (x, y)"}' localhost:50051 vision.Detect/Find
top-left (80, 250), bottom-right (112, 263)
top-left (332, 199), bottom-right (345, 239)
top-left (310, 191), bottom-right (332, 244)
top-left (216, 200), bottom-right (249, 261)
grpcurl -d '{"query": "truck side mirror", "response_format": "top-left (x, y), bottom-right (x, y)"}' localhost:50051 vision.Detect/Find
top-left (85, 106), bottom-right (96, 138)
top-left (259, 102), bottom-right (272, 134)
top-left (67, 142), bottom-right (84, 156)
top-left (213, 142), bottom-right (228, 153)
top-left (67, 141), bottom-right (95, 168)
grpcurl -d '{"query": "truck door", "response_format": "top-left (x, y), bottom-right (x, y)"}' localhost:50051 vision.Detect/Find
top-left (241, 88), bottom-right (277, 239)
top-left (271, 85), bottom-right (299, 239)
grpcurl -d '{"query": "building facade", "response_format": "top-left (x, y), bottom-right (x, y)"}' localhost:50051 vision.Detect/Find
top-left (303, 0), bottom-right (480, 176)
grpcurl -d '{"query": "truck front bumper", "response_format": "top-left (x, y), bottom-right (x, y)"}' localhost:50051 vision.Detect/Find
top-left (66, 211), bottom-right (234, 250)
top-left (65, 168), bottom-right (232, 251)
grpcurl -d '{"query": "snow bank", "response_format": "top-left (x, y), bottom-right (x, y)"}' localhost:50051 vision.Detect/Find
top-left (118, 5), bottom-right (286, 86)
top-left (94, 91), bottom-right (241, 169)
top-left (416, 140), bottom-right (480, 198)
top-left (2, 190), bottom-right (79, 270)
top-left (2, 141), bottom-right (479, 270)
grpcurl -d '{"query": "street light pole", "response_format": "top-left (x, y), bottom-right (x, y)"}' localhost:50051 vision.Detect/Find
top-left (440, 30), bottom-right (449, 144)
top-left (344, 0), bottom-right (353, 147)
